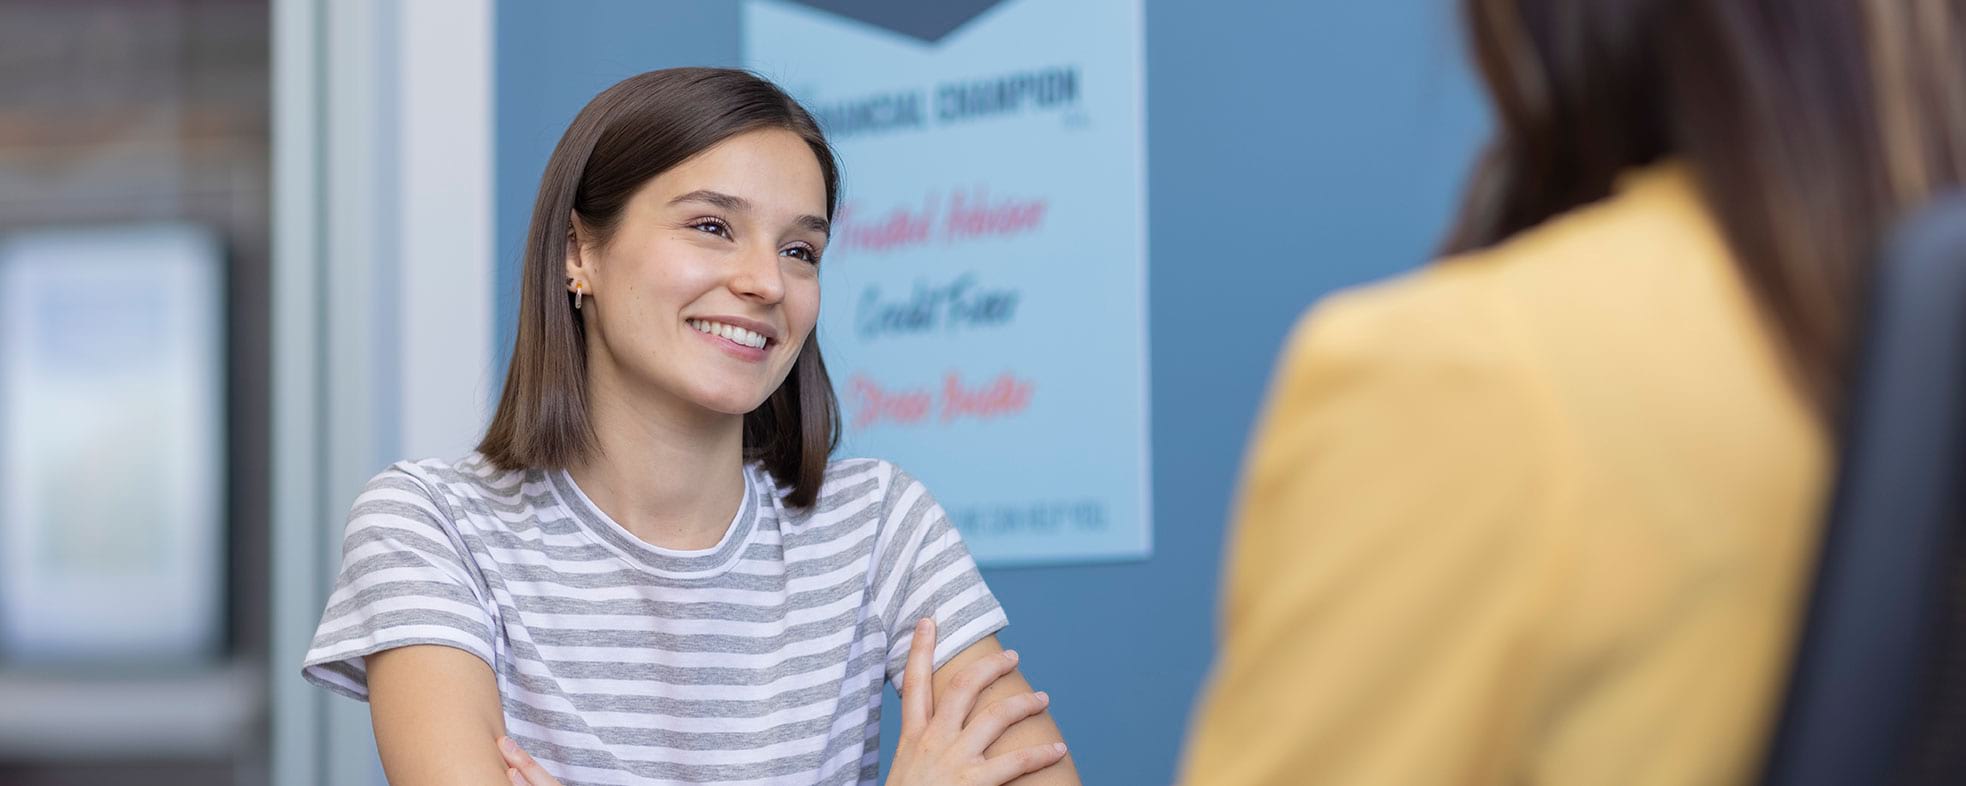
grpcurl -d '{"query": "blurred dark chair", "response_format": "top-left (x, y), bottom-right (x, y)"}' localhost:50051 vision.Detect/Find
top-left (1761, 194), bottom-right (1966, 786)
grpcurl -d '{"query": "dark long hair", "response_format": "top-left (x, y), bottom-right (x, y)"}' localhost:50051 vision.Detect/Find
top-left (1447, 0), bottom-right (1966, 417)
top-left (477, 68), bottom-right (843, 508)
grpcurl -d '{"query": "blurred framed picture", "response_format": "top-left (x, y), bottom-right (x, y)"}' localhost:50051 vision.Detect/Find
top-left (0, 224), bottom-right (225, 665)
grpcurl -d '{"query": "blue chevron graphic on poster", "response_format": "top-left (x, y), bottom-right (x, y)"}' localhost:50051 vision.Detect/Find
top-left (743, 0), bottom-right (1150, 566)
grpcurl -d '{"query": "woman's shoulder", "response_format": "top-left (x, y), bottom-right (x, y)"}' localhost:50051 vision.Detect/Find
top-left (766, 457), bottom-right (934, 514)
top-left (360, 452), bottom-right (532, 508)
top-left (1282, 259), bottom-right (1529, 397)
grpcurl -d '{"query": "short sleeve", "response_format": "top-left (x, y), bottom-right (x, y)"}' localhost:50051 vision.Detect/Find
top-left (872, 466), bottom-right (1008, 690)
top-left (300, 467), bottom-right (498, 702)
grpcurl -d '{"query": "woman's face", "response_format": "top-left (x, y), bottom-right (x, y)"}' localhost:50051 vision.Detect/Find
top-left (570, 127), bottom-right (829, 418)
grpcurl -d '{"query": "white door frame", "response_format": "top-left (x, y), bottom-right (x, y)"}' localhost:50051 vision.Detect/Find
top-left (269, 0), bottom-right (492, 783)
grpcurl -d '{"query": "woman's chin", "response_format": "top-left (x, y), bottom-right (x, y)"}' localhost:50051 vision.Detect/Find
top-left (689, 390), bottom-right (773, 417)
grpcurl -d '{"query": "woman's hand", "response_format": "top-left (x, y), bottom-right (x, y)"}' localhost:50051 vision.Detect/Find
top-left (499, 736), bottom-right (563, 786)
top-left (886, 619), bottom-right (1068, 786)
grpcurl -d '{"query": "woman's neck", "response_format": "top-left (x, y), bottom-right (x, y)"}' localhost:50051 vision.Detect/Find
top-left (567, 362), bottom-right (747, 552)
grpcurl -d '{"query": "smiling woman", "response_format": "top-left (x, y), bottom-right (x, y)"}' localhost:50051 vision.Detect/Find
top-left (297, 68), bottom-right (1077, 786)
top-left (479, 70), bottom-right (842, 506)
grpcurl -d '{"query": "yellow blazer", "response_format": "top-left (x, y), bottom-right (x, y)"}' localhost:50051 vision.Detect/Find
top-left (1180, 165), bottom-right (1829, 785)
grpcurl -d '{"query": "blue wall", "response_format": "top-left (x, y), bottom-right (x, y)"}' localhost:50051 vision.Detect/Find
top-left (492, 2), bottom-right (1488, 782)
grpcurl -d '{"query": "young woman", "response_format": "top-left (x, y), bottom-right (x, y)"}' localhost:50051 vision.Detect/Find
top-left (302, 68), bottom-right (1077, 786)
top-left (1182, 0), bottom-right (1966, 784)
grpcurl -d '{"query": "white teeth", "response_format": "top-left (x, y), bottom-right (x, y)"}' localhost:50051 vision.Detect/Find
top-left (690, 319), bottom-right (767, 349)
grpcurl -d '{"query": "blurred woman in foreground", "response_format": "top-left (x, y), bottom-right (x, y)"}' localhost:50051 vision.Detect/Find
top-left (1182, 0), bottom-right (1966, 783)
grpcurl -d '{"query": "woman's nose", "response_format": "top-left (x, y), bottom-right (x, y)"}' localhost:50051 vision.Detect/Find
top-left (729, 247), bottom-right (786, 303)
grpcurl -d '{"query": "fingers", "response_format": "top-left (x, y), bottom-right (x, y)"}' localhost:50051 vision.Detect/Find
top-left (499, 736), bottom-right (562, 786)
top-left (932, 648), bottom-right (1021, 736)
top-left (900, 618), bottom-right (936, 739)
top-left (976, 741), bottom-right (1070, 785)
top-left (957, 690), bottom-right (1051, 755)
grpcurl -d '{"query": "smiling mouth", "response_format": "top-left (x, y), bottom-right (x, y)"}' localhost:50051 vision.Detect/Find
top-left (688, 319), bottom-right (770, 350)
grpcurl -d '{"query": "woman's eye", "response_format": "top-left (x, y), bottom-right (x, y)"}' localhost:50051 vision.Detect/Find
top-left (781, 245), bottom-right (819, 264)
top-left (689, 218), bottom-right (731, 238)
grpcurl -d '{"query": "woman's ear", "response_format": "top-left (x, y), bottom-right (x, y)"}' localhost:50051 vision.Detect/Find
top-left (564, 211), bottom-right (594, 282)
top-left (564, 213), bottom-right (600, 314)
top-left (570, 210), bottom-right (613, 280)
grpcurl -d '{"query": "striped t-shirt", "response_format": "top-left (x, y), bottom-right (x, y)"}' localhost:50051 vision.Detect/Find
top-left (301, 454), bottom-right (1006, 786)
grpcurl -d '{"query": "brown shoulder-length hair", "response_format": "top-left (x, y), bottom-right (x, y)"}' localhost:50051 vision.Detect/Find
top-left (477, 67), bottom-right (843, 508)
top-left (1446, 0), bottom-right (1966, 419)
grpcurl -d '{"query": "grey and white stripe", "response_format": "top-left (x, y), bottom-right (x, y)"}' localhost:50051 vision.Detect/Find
top-left (302, 455), bottom-right (1006, 786)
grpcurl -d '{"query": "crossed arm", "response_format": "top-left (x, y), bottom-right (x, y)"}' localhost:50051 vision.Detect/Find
top-left (366, 625), bottom-right (1077, 785)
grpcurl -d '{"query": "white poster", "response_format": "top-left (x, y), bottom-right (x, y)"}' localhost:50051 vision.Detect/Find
top-left (745, 0), bottom-right (1151, 566)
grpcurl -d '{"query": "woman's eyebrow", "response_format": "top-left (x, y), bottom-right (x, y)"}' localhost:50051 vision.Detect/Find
top-left (669, 189), bottom-right (749, 211)
top-left (797, 215), bottom-right (831, 237)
